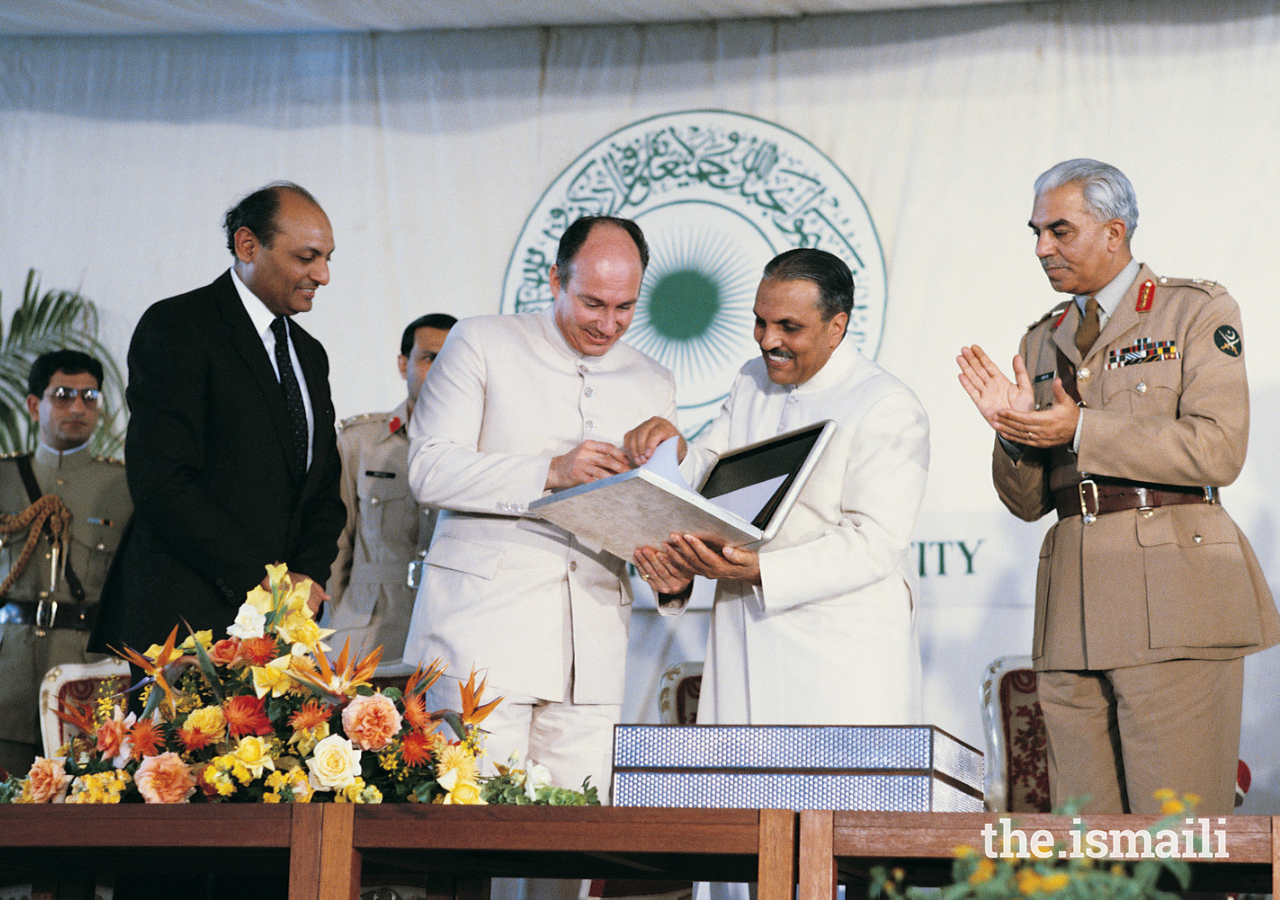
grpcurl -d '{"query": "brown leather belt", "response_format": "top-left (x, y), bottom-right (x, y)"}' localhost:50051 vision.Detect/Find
top-left (1053, 479), bottom-right (1215, 523)
top-left (0, 599), bottom-right (97, 632)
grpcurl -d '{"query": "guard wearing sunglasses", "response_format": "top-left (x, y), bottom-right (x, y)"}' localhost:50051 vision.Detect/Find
top-left (0, 349), bottom-right (132, 779)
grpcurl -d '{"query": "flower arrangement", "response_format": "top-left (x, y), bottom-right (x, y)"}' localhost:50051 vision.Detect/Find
top-left (0, 564), bottom-right (597, 806)
top-left (871, 794), bottom-right (1202, 900)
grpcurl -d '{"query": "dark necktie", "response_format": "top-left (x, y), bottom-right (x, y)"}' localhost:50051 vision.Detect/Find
top-left (1075, 295), bottom-right (1100, 357)
top-left (270, 317), bottom-right (308, 473)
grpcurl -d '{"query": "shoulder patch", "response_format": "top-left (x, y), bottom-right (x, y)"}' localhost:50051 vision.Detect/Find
top-left (1214, 325), bottom-right (1243, 357)
top-left (1028, 301), bottom-right (1072, 332)
top-left (0, 451), bottom-right (29, 461)
top-left (92, 455), bottom-right (125, 465)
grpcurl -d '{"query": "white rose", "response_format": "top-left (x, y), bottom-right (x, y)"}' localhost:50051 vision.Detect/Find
top-left (306, 734), bottom-right (363, 791)
top-left (227, 603), bottom-right (266, 640)
top-left (525, 761), bottom-right (553, 801)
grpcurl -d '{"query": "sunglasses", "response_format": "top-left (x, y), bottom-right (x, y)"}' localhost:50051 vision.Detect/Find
top-left (47, 386), bottom-right (102, 407)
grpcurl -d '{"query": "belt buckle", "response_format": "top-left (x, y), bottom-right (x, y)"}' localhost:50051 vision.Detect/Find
top-left (35, 598), bottom-right (57, 636)
top-left (1204, 486), bottom-right (1217, 504)
top-left (1078, 479), bottom-right (1099, 525)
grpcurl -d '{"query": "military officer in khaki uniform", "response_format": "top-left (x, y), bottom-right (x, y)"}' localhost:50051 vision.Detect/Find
top-left (958, 159), bottom-right (1279, 816)
top-left (0, 350), bottom-right (131, 777)
top-left (326, 313), bottom-right (456, 658)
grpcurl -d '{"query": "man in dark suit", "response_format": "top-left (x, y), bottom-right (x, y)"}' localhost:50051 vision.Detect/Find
top-left (91, 182), bottom-right (345, 654)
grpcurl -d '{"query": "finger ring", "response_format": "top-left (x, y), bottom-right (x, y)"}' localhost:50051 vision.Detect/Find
top-left (641, 573), bottom-right (650, 581)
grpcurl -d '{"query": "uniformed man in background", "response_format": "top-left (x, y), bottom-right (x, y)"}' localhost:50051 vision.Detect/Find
top-left (0, 350), bottom-right (132, 778)
top-left (325, 313), bottom-right (456, 659)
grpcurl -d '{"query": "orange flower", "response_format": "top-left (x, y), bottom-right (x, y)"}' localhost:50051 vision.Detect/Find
top-left (128, 719), bottom-right (165, 759)
top-left (208, 638), bottom-right (242, 666)
top-left (342, 693), bottom-right (403, 751)
top-left (135, 752), bottom-right (197, 803)
top-left (222, 695), bottom-right (273, 738)
top-left (401, 730), bottom-right (440, 768)
top-left (177, 726), bottom-right (215, 753)
top-left (289, 700), bottom-right (334, 733)
top-left (458, 668), bottom-right (502, 727)
top-left (239, 637), bottom-right (280, 667)
top-left (402, 690), bottom-right (430, 732)
top-left (97, 713), bottom-right (130, 759)
top-left (24, 757), bottom-right (69, 803)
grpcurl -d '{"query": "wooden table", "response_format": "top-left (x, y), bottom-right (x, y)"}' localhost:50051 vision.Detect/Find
top-left (0, 804), bottom-right (327, 898)
top-left (0, 806), bottom-right (796, 900)
top-left (798, 811), bottom-right (1279, 899)
top-left (336, 806), bottom-right (795, 900)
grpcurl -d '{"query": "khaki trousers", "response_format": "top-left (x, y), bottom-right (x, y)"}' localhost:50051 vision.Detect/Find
top-left (1038, 657), bottom-right (1243, 816)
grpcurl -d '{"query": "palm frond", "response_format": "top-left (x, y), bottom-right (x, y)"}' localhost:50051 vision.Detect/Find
top-left (0, 269), bottom-right (127, 456)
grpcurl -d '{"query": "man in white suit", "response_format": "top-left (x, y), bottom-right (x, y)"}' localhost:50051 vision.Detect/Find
top-left (627, 248), bottom-right (930, 726)
top-left (405, 216), bottom-right (676, 796)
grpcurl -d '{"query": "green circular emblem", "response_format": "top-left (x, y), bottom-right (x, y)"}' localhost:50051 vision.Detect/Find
top-left (502, 110), bottom-right (887, 436)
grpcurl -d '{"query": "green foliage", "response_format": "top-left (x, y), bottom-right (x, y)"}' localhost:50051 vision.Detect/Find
top-left (0, 269), bottom-right (126, 456)
top-left (479, 770), bottom-right (600, 806)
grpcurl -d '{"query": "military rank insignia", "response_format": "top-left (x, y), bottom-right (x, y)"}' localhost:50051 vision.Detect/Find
top-left (1214, 325), bottom-right (1243, 357)
top-left (1104, 338), bottom-right (1179, 370)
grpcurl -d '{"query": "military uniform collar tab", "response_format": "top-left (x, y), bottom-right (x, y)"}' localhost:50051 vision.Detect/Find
top-left (35, 441), bottom-right (93, 471)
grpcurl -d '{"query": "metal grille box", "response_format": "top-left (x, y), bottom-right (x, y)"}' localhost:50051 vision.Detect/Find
top-left (613, 724), bottom-right (983, 812)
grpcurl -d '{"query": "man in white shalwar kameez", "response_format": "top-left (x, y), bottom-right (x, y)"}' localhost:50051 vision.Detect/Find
top-left (627, 247), bottom-right (930, 726)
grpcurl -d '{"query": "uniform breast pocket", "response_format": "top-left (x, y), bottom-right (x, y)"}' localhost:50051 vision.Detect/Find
top-left (1100, 357), bottom-right (1180, 417)
top-left (357, 475), bottom-right (410, 540)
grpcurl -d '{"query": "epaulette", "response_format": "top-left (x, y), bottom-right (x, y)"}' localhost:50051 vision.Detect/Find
top-left (0, 451), bottom-right (31, 461)
top-left (338, 412), bottom-right (384, 433)
top-left (1155, 275), bottom-right (1227, 296)
top-left (1028, 300), bottom-right (1072, 332)
top-left (92, 455), bottom-right (125, 465)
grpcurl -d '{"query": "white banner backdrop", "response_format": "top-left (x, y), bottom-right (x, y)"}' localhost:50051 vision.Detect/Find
top-left (5, 0), bottom-right (1280, 809)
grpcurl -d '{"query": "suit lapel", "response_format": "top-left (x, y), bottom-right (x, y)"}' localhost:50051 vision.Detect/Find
top-left (213, 274), bottom-right (306, 483)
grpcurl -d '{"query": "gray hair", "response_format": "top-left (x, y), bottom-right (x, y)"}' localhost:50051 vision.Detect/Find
top-left (1034, 158), bottom-right (1138, 239)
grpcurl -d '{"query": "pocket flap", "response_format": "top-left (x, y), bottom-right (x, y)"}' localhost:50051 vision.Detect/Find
top-left (426, 534), bottom-right (503, 580)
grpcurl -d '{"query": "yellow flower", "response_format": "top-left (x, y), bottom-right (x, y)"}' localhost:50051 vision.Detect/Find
top-left (233, 736), bottom-right (276, 779)
top-left (179, 630), bottom-right (214, 652)
top-left (1160, 798), bottom-right (1185, 815)
top-left (441, 779), bottom-right (486, 805)
top-left (968, 858), bottom-right (996, 885)
top-left (186, 705), bottom-right (227, 740)
top-left (1184, 792), bottom-right (1201, 808)
top-left (1016, 867), bottom-right (1041, 896)
top-left (264, 563), bottom-right (290, 591)
top-left (277, 612), bottom-right (331, 650)
top-left (1110, 864), bottom-right (1126, 877)
top-left (1153, 788), bottom-right (1176, 802)
top-left (244, 585), bottom-right (275, 616)
top-left (289, 721), bottom-right (329, 756)
top-left (252, 657), bottom-right (294, 699)
top-left (954, 845), bottom-right (977, 858)
top-left (436, 743), bottom-right (479, 785)
top-left (1040, 872), bottom-right (1070, 893)
top-left (263, 792), bottom-right (281, 803)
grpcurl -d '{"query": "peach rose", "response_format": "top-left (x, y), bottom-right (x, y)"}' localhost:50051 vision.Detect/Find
top-left (24, 756), bottom-right (68, 803)
top-left (208, 638), bottom-right (242, 666)
top-left (341, 693), bottom-right (402, 751)
top-left (134, 752), bottom-right (197, 804)
top-left (306, 734), bottom-right (362, 791)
